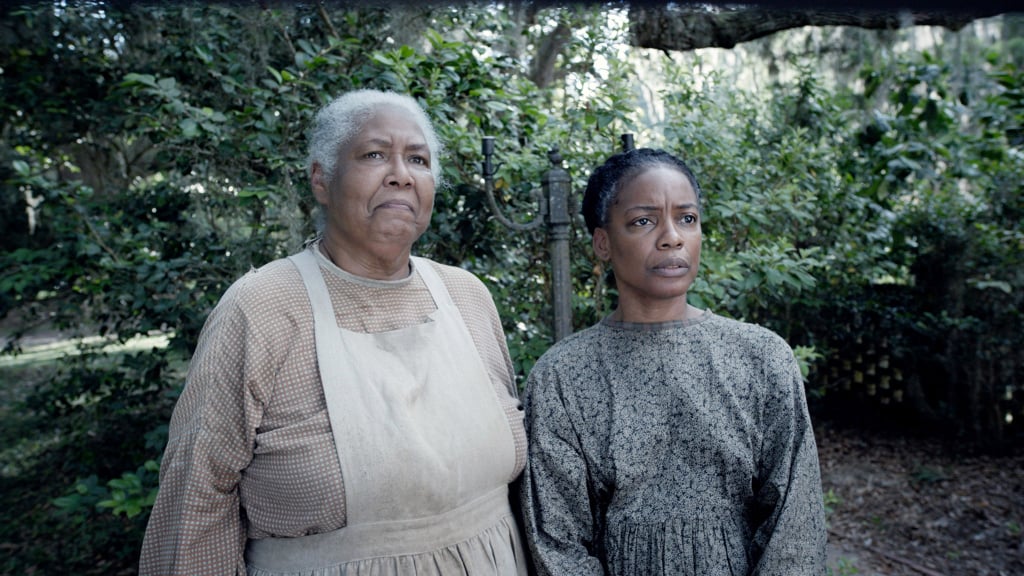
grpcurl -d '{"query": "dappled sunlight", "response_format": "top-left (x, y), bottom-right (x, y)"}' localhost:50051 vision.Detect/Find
top-left (0, 333), bottom-right (172, 369)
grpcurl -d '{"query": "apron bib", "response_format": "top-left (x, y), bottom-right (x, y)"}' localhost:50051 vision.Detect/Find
top-left (245, 249), bottom-right (523, 575)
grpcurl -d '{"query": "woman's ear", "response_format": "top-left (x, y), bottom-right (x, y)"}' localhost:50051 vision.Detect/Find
top-left (592, 227), bottom-right (611, 262)
top-left (311, 163), bottom-right (330, 205)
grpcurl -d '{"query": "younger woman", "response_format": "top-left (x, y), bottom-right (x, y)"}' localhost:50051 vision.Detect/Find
top-left (519, 148), bottom-right (826, 575)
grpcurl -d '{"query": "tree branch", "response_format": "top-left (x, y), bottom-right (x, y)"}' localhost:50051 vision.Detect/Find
top-left (317, 1), bottom-right (339, 39)
top-left (629, 6), bottom-right (1005, 52)
top-left (268, 10), bottom-right (297, 62)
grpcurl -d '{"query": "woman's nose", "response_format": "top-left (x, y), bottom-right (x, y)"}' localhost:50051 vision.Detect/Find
top-left (387, 158), bottom-right (414, 187)
top-left (659, 223), bottom-right (685, 249)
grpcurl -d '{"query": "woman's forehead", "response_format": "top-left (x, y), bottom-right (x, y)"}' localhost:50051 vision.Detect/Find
top-left (346, 108), bottom-right (428, 150)
top-left (616, 167), bottom-right (696, 202)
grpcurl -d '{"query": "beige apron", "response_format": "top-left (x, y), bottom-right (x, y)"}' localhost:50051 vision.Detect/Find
top-left (245, 249), bottom-right (526, 576)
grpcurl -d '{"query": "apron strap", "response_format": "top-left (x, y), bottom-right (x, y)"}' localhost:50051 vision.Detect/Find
top-left (287, 249), bottom-right (351, 484)
top-left (410, 256), bottom-right (454, 310)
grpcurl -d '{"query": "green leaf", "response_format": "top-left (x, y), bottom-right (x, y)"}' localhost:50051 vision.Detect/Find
top-left (121, 72), bottom-right (158, 88)
top-left (12, 159), bottom-right (30, 176)
top-left (194, 45), bottom-right (213, 64)
top-left (179, 118), bottom-right (199, 138)
top-left (371, 53), bottom-right (396, 66)
top-left (296, 38), bottom-right (316, 55)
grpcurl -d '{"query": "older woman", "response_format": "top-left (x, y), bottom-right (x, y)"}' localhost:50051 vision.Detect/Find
top-left (519, 148), bottom-right (826, 575)
top-left (140, 90), bottom-right (528, 575)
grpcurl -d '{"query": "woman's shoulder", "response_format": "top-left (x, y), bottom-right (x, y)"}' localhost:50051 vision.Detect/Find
top-left (704, 313), bottom-right (794, 358)
top-left (419, 258), bottom-right (494, 301)
top-left (421, 257), bottom-right (483, 282)
top-left (530, 323), bottom-right (607, 372)
top-left (215, 255), bottom-right (306, 314)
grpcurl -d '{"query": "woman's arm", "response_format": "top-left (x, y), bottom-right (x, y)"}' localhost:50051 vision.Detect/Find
top-left (139, 289), bottom-right (264, 575)
top-left (750, 339), bottom-right (828, 575)
top-left (519, 360), bottom-right (607, 576)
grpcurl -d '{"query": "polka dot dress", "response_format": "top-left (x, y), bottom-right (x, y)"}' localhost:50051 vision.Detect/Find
top-left (139, 242), bottom-right (526, 575)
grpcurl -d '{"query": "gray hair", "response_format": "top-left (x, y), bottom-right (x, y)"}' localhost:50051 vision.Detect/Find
top-left (306, 89), bottom-right (444, 187)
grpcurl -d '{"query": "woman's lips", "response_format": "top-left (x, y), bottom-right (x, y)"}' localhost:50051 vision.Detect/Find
top-left (375, 199), bottom-right (415, 213)
top-left (652, 257), bottom-right (690, 276)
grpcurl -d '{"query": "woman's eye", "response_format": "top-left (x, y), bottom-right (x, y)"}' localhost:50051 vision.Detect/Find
top-left (365, 151), bottom-right (384, 159)
top-left (632, 217), bottom-right (652, 227)
top-left (409, 155), bottom-right (428, 166)
top-left (682, 214), bottom-right (697, 224)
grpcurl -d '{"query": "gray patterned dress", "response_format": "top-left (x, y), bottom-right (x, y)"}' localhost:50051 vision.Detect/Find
top-left (519, 311), bottom-right (827, 576)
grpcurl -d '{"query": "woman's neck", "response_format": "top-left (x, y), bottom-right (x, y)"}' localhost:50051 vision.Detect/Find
top-left (319, 238), bottom-right (411, 281)
top-left (612, 300), bottom-right (695, 324)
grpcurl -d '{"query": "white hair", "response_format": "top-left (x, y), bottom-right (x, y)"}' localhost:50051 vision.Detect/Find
top-left (306, 89), bottom-right (444, 187)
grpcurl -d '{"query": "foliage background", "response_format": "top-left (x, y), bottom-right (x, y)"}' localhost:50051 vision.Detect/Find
top-left (0, 3), bottom-right (1021, 573)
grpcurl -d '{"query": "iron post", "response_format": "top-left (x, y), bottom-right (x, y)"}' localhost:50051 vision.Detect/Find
top-left (542, 147), bottom-right (573, 342)
top-left (478, 137), bottom-right (572, 341)
top-left (621, 133), bottom-right (635, 152)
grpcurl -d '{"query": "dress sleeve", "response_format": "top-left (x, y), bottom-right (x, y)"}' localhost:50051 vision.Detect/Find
top-left (139, 287), bottom-right (266, 575)
top-left (519, 359), bottom-right (607, 576)
top-left (478, 277), bottom-right (519, 400)
top-left (749, 339), bottom-right (828, 575)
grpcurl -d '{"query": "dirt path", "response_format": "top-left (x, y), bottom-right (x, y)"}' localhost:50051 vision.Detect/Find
top-left (818, 424), bottom-right (1024, 576)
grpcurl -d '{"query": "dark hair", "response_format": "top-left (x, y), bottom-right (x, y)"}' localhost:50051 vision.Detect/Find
top-left (581, 148), bottom-right (702, 235)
